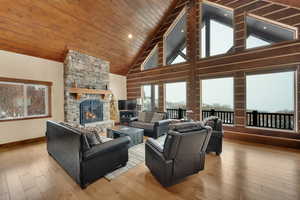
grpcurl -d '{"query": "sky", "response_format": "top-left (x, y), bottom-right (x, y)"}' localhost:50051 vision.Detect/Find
top-left (165, 82), bottom-right (186, 103)
top-left (201, 72), bottom-right (294, 113)
top-left (202, 77), bottom-right (234, 108)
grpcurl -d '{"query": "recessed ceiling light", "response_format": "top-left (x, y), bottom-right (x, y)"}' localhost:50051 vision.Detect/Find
top-left (128, 34), bottom-right (133, 39)
top-left (263, 26), bottom-right (267, 30)
top-left (181, 29), bottom-right (185, 33)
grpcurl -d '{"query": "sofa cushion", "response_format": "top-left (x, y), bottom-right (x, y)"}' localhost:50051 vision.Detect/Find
top-left (144, 112), bottom-right (155, 123)
top-left (151, 113), bottom-right (165, 123)
top-left (138, 112), bottom-right (146, 122)
top-left (131, 121), bottom-right (154, 131)
top-left (169, 121), bottom-right (204, 133)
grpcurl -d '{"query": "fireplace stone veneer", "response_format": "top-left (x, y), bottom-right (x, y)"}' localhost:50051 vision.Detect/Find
top-left (64, 50), bottom-right (114, 132)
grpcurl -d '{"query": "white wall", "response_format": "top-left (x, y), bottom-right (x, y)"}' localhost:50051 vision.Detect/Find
top-left (0, 50), bottom-right (127, 144)
top-left (109, 73), bottom-right (127, 101)
top-left (0, 50), bottom-right (64, 144)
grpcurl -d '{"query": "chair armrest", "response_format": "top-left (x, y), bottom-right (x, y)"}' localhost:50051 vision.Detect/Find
top-left (129, 117), bottom-right (138, 122)
top-left (146, 138), bottom-right (164, 153)
top-left (83, 136), bottom-right (131, 161)
top-left (154, 119), bottom-right (172, 127)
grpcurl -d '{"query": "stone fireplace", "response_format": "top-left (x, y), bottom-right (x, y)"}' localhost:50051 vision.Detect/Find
top-left (64, 50), bottom-right (114, 131)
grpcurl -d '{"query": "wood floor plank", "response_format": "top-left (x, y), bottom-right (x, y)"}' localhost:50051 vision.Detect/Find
top-left (0, 139), bottom-right (300, 200)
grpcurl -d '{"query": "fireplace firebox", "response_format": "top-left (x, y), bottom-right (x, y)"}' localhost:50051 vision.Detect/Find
top-left (80, 100), bottom-right (103, 125)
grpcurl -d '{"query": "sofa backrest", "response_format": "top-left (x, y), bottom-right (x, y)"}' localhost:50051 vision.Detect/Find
top-left (162, 125), bottom-right (212, 180)
top-left (46, 121), bottom-right (82, 184)
top-left (138, 111), bottom-right (167, 123)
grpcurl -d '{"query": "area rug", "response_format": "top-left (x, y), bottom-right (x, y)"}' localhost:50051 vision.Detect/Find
top-left (104, 135), bottom-right (166, 181)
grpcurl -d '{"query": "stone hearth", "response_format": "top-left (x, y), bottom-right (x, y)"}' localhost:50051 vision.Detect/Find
top-left (64, 50), bottom-right (114, 132)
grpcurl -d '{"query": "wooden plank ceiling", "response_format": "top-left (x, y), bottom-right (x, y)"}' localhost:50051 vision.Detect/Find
top-left (0, 0), bottom-right (175, 75)
top-left (0, 0), bottom-right (300, 75)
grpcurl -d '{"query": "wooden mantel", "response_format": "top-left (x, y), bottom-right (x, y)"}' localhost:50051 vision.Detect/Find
top-left (68, 88), bottom-right (112, 100)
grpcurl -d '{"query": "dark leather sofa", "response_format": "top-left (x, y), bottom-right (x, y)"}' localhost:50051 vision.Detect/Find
top-left (46, 121), bottom-right (130, 188)
top-left (129, 111), bottom-right (171, 139)
top-left (145, 122), bottom-right (212, 187)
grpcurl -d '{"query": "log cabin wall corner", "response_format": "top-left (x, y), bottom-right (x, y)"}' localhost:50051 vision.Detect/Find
top-left (126, 0), bottom-right (300, 145)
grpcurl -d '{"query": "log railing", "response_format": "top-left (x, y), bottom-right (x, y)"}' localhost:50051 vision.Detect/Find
top-left (168, 109), bottom-right (294, 130)
top-left (202, 109), bottom-right (234, 125)
top-left (166, 108), bottom-right (187, 119)
top-left (246, 111), bottom-right (294, 130)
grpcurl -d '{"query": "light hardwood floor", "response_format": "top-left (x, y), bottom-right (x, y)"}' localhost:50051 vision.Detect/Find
top-left (0, 139), bottom-right (300, 200)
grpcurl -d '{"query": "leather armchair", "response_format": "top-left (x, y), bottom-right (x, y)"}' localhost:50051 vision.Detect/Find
top-left (204, 117), bottom-right (223, 155)
top-left (145, 123), bottom-right (212, 187)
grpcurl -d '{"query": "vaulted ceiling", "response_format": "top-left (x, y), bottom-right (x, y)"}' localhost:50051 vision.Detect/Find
top-left (0, 0), bottom-right (175, 75)
top-left (0, 0), bottom-right (299, 75)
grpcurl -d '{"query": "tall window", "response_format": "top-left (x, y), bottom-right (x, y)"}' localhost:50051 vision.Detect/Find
top-left (141, 84), bottom-right (159, 111)
top-left (0, 79), bottom-right (51, 121)
top-left (246, 16), bottom-right (296, 49)
top-left (165, 82), bottom-right (187, 119)
top-left (164, 8), bottom-right (187, 65)
top-left (165, 82), bottom-right (187, 109)
top-left (141, 45), bottom-right (159, 70)
top-left (246, 71), bottom-right (295, 130)
top-left (201, 3), bottom-right (234, 58)
top-left (201, 77), bottom-right (234, 124)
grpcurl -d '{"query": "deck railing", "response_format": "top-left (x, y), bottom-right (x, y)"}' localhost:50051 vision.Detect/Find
top-left (246, 111), bottom-right (294, 130)
top-left (202, 109), bottom-right (234, 125)
top-left (166, 108), bottom-right (187, 119)
top-left (168, 109), bottom-right (294, 130)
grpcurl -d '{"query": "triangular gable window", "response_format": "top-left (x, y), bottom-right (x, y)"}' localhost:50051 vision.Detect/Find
top-left (141, 44), bottom-right (158, 70)
top-left (201, 3), bottom-right (234, 58)
top-left (164, 7), bottom-right (187, 65)
top-left (246, 15), bottom-right (296, 49)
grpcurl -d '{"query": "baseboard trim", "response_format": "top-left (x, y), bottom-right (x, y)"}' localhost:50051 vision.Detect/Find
top-left (224, 131), bottom-right (300, 149)
top-left (0, 137), bottom-right (46, 149)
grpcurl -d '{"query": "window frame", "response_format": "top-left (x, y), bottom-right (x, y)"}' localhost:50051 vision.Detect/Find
top-left (245, 13), bottom-right (298, 51)
top-left (0, 77), bottom-right (52, 122)
top-left (163, 6), bottom-right (187, 66)
top-left (141, 84), bottom-right (159, 111)
top-left (245, 67), bottom-right (297, 132)
top-left (141, 44), bottom-right (159, 71)
top-left (200, 75), bottom-right (235, 124)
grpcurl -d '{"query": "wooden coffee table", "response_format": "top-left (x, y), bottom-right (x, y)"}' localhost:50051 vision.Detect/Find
top-left (107, 126), bottom-right (144, 147)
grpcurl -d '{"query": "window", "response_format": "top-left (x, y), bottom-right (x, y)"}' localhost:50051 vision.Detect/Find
top-left (246, 15), bottom-right (296, 49)
top-left (164, 8), bottom-right (187, 65)
top-left (0, 78), bottom-right (51, 121)
top-left (141, 45), bottom-right (159, 70)
top-left (201, 3), bottom-right (234, 58)
top-left (201, 77), bottom-right (234, 124)
top-left (246, 71), bottom-right (295, 130)
top-left (141, 84), bottom-right (159, 111)
top-left (165, 82), bottom-right (187, 119)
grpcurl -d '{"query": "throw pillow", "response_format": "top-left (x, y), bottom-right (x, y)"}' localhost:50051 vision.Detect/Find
top-left (84, 131), bottom-right (101, 146)
top-left (59, 122), bottom-right (103, 146)
top-left (138, 112), bottom-right (146, 122)
top-left (151, 113), bottom-right (165, 123)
